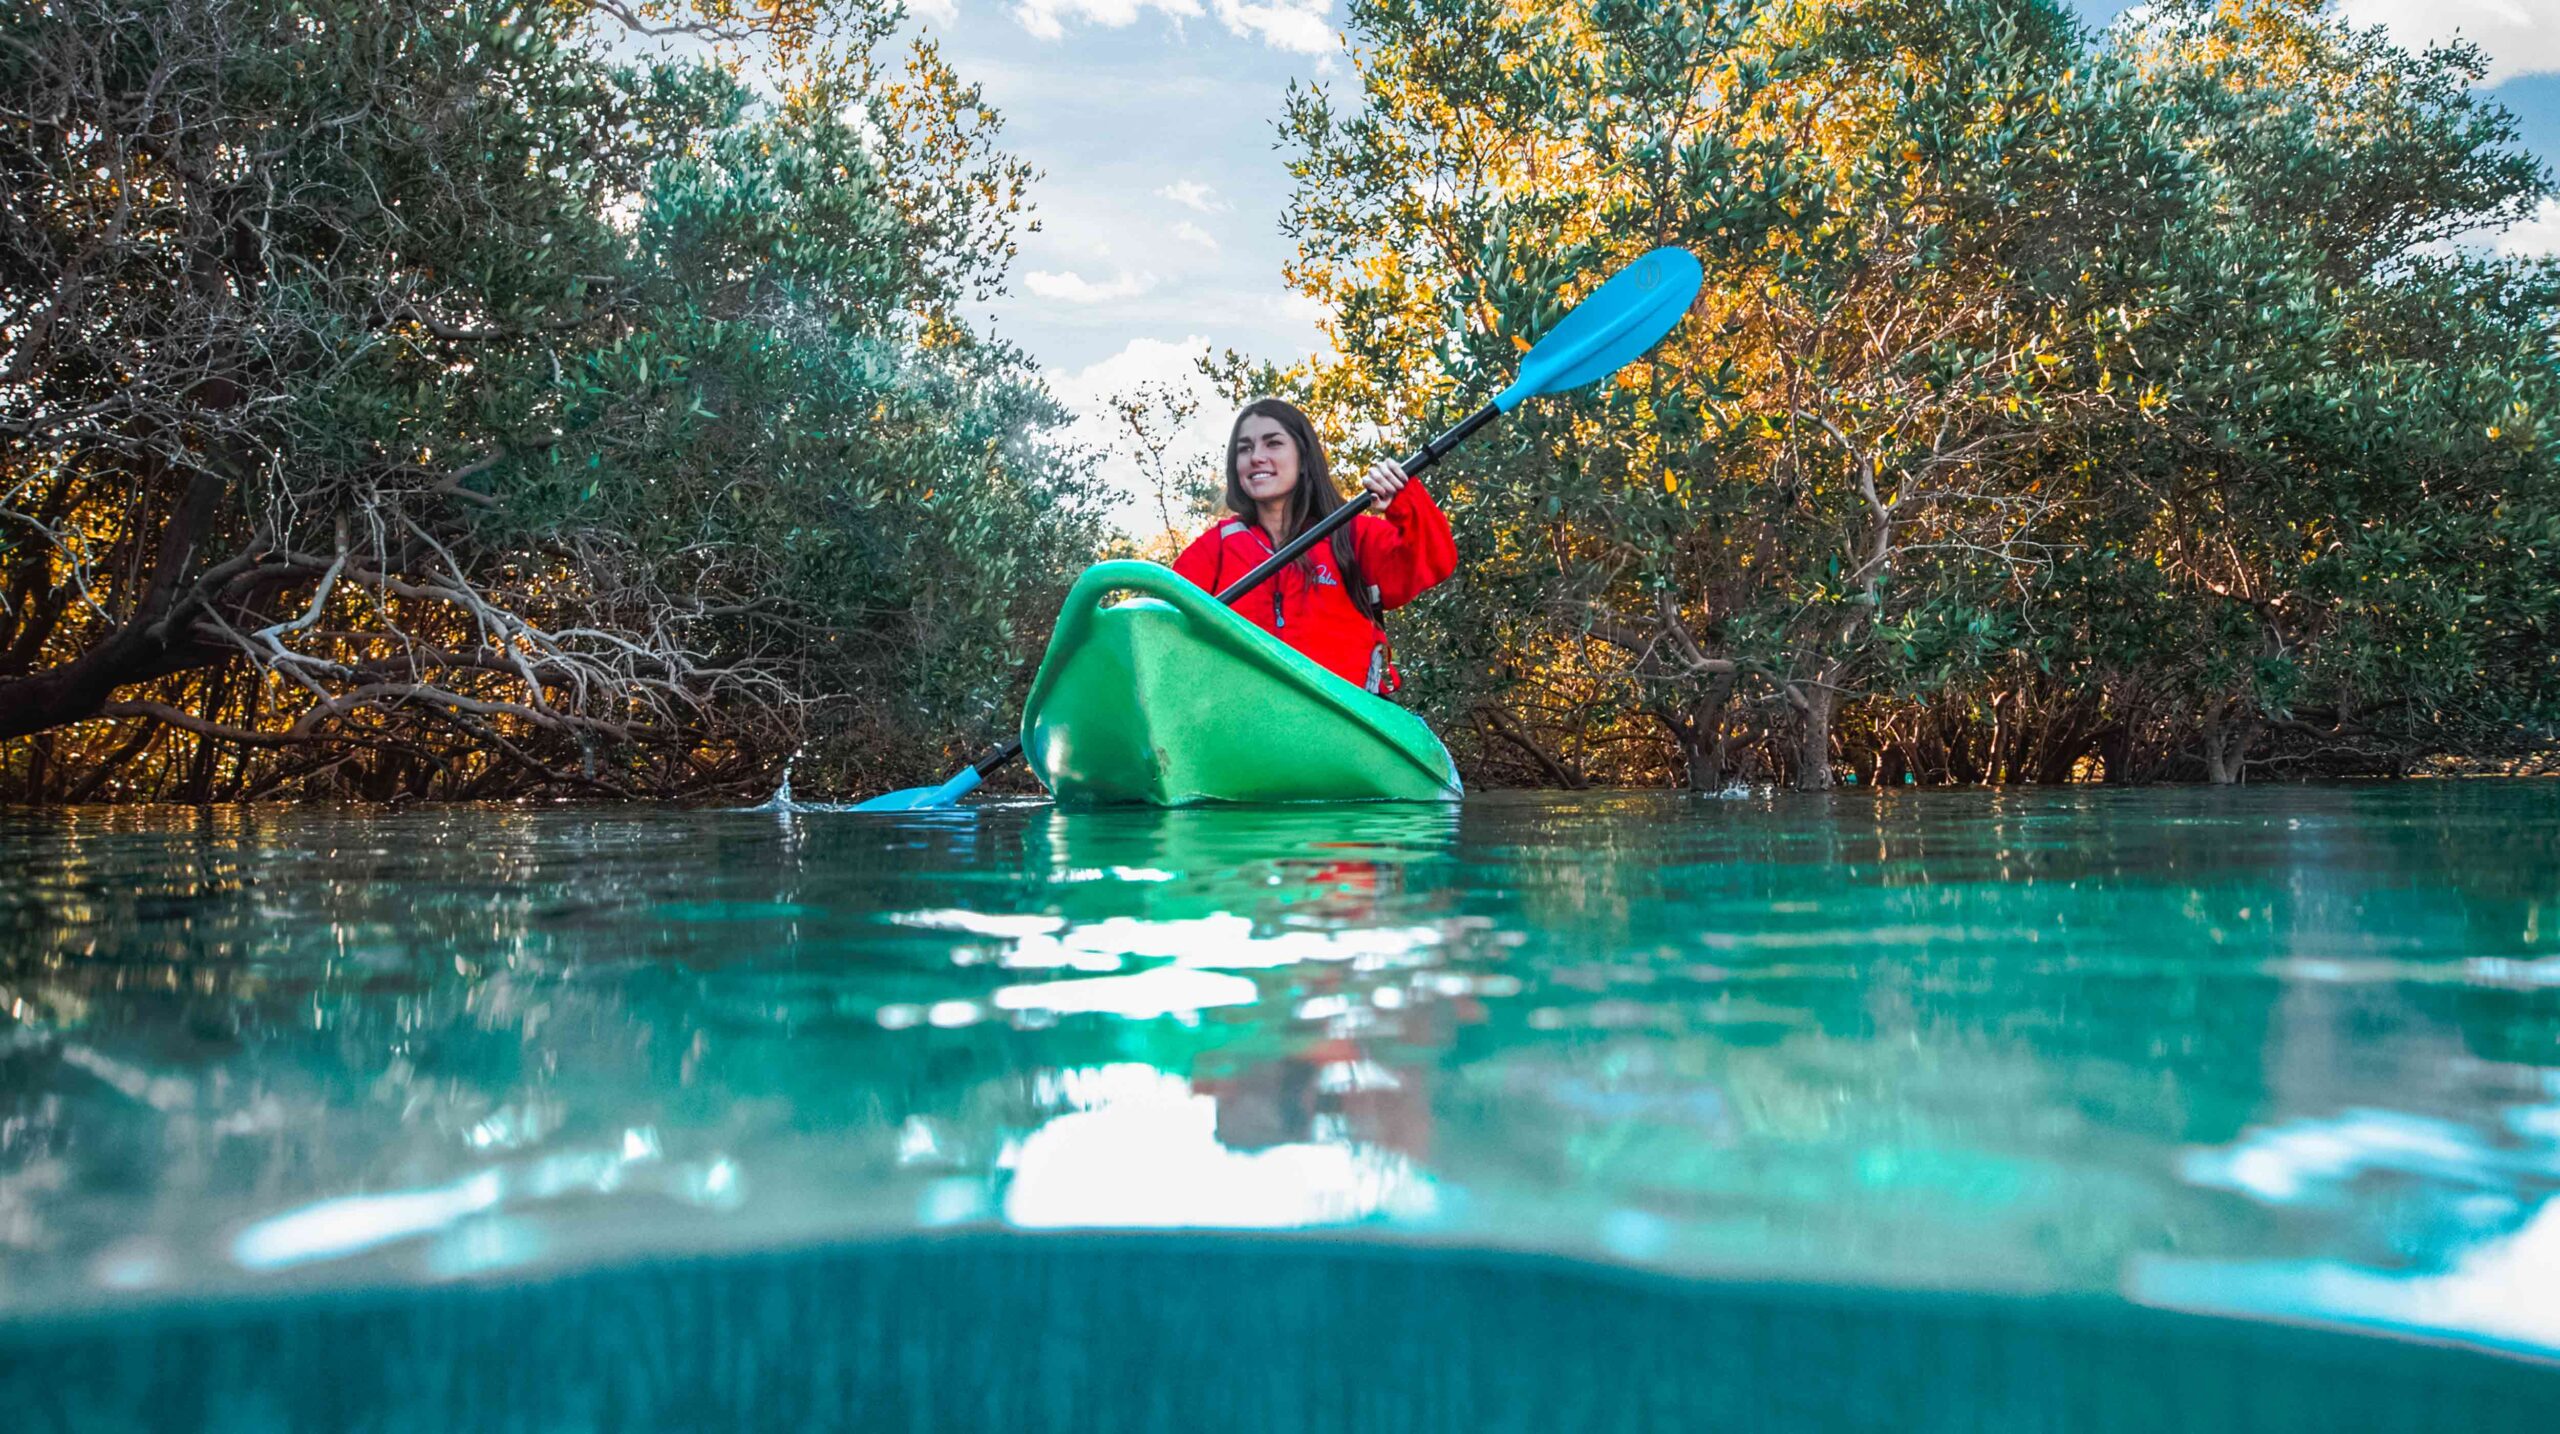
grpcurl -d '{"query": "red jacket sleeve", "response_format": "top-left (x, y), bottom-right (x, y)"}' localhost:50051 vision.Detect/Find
top-left (1170, 523), bottom-right (1226, 593)
top-left (1355, 477), bottom-right (1457, 610)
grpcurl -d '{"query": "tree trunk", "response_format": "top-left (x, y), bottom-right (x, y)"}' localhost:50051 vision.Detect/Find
top-left (21, 732), bottom-right (54, 803)
top-left (2094, 724), bottom-right (2130, 785)
top-left (1793, 676), bottom-right (1839, 792)
top-left (0, 471), bottom-right (230, 742)
top-left (1946, 722), bottom-right (1981, 785)
top-left (1666, 674), bottom-right (1737, 791)
top-left (2034, 734), bottom-right (2093, 785)
top-left (2020, 692), bottom-right (2095, 784)
top-left (64, 721), bottom-right (161, 803)
top-left (1475, 702), bottom-right (1581, 789)
top-left (184, 673), bottom-right (229, 805)
top-left (224, 672), bottom-right (266, 800)
top-left (1876, 744), bottom-right (1910, 787)
top-left (2202, 699), bottom-right (2260, 785)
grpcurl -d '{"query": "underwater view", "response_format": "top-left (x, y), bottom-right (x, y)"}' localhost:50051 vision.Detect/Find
top-left (2, 784), bottom-right (2557, 1427)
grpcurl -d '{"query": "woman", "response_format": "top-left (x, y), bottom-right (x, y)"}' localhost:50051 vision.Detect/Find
top-left (1172, 397), bottom-right (1457, 695)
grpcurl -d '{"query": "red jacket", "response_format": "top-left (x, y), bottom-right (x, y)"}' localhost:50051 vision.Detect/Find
top-left (1171, 480), bottom-right (1458, 692)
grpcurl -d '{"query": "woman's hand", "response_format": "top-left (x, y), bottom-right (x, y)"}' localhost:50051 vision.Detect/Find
top-left (1361, 458), bottom-right (1410, 509)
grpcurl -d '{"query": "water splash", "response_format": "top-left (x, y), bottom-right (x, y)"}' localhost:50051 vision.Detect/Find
top-left (750, 752), bottom-right (803, 812)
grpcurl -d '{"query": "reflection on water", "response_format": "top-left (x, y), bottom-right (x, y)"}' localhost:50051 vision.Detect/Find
top-left (2140, 1093), bottom-right (2560, 1353)
top-left (1, 786), bottom-right (2557, 1358)
top-left (998, 1062), bottom-right (1435, 1229)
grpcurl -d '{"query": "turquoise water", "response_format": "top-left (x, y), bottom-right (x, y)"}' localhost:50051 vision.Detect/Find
top-left (2, 784), bottom-right (2557, 1370)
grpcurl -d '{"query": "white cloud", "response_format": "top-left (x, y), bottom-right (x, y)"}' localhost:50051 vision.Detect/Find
top-left (911, 0), bottom-right (959, 25)
top-left (2498, 197), bottom-right (2560, 258)
top-left (1011, 0), bottom-right (1336, 53)
top-left (1046, 336), bottom-right (1232, 537)
top-left (1013, 0), bottom-right (1201, 43)
top-left (1023, 268), bottom-right (1160, 303)
top-left (1172, 220), bottom-right (1220, 251)
top-left (1266, 289), bottom-right (1327, 328)
top-left (2337, 0), bottom-right (2560, 86)
top-left (1210, 0), bottom-right (1336, 55)
top-left (1156, 180), bottom-right (1230, 213)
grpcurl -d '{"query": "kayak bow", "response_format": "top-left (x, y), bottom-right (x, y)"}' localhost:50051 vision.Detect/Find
top-left (1020, 560), bottom-right (1463, 806)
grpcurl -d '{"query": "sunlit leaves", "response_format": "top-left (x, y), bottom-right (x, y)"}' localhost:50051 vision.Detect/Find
top-left (1282, 0), bottom-right (2558, 788)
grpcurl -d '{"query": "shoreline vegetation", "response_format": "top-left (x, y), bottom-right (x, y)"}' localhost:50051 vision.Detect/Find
top-left (2, 0), bottom-right (2554, 804)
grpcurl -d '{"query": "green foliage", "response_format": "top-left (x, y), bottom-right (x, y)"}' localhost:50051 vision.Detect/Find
top-left (0, 0), bottom-right (1100, 799)
top-left (1282, 0), bottom-right (2560, 788)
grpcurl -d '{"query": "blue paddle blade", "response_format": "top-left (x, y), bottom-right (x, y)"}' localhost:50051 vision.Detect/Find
top-left (1494, 246), bottom-right (1704, 412)
top-left (851, 767), bottom-right (983, 811)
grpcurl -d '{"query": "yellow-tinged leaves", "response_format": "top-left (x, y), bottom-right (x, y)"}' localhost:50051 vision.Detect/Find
top-left (1511, 333), bottom-right (1531, 352)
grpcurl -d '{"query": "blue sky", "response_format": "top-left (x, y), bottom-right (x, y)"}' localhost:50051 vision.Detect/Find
top-left (903, 0), bottom-right (2560, 531)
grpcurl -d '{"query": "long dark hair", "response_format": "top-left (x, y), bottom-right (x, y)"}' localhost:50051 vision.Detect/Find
top-left (1222, 397), bottom-right (1377, 623)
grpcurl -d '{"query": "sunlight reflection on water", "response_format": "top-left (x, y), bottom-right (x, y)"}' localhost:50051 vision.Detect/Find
top-left (998, 1063), bottom-right (1437, 1229)
top-left (1, 785), bottom-right (2556, 1363)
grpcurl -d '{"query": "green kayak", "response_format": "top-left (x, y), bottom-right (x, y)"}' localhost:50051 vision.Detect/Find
top-left (1019, 560), bottom-right (1463, 805)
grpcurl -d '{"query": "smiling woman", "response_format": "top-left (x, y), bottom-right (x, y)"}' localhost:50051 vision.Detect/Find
top-left (1171, 398), bottom-right (1457, 695)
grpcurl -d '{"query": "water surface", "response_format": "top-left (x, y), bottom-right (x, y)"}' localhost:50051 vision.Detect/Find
top-left (2, 784), bottom-right (2555, 1355)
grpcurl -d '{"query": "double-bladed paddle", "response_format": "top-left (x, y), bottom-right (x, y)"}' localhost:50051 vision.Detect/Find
top-left (854, 245), bottom-right (1705, 811)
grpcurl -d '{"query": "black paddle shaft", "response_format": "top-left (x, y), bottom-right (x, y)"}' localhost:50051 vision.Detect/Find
top-left (1211, 400), bottom-right (1500, 606)
top-left (963, 400), bottom-right (1502, 778)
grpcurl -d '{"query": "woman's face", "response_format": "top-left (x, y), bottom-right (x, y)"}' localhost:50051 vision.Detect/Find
top-left (1233, 414), bottom-right (1301, 506)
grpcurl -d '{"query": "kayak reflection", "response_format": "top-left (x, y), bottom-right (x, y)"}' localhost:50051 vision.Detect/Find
top-left (991, 805), bottom-right (1472, 1228)
top-left (1026, 800), bottom-right (1461, 886)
